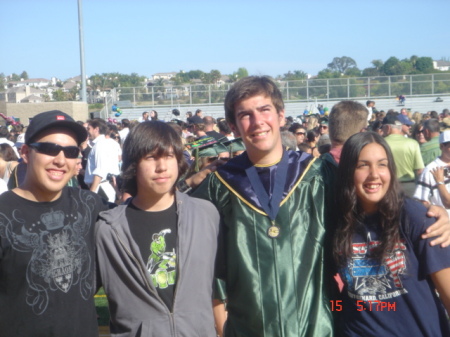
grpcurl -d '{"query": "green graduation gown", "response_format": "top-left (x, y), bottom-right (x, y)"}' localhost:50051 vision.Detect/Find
top-left (194, 151), bottom-right (334, 337)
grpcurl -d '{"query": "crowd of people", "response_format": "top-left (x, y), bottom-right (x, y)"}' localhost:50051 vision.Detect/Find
top-left (1, 76), bottom-right (450, 336)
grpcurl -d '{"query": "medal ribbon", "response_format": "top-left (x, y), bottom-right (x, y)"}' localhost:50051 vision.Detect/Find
top-left (245, 151), bottom-right (289, 221)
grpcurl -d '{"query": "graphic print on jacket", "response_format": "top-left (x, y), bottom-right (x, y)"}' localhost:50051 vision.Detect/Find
top-left (341, 233), bottom-right (408, 301)
top-left (147, 229), bottom-right (177, 289)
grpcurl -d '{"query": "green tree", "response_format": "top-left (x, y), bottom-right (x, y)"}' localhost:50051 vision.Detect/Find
top-left (173, 71), bottom-right (190, 85)
top-left (229, 67), bottom-right (249, 82)
top-left (67, 86), bottom-right (79, 101)
top-left (187, 70), bottom-right (204, 80)
top-left (344, 67), bottom-right (361, 77)
top-left (409, 55), bottom-right (419, 69)
top-left (415, 57), bottom-right (434, 73)
top-left (372, 59), bottom-right (384, 71)
top-left (201, 72), bottom-right (213, 84)
top-left (283, 70), bottom-right (307, 80)
top-left (380, 57), bottom-right (402, 75)
top-left (327, 56), bottom-right (357, 74)
top-left (317, 69), bottom-right (341, 79)
top-left (362, 67), bottom-right (379, 77)
top-left (399, 60), bottom-right (413, 74)
top-left (89, 73), bottom-right (108, 90)
top-left (52, 89), bottom-right (67, 101)
top-left (210, 69), bottom-right (222, 84)
top-left (11, 73), bottom-right (20, 81)
top-left (154, 78), bottom-right (165, 87)
top-left (20, 71), bottom-right (29, 80)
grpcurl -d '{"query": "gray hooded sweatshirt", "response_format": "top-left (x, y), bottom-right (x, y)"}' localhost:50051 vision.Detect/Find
top-left (95, 191), bottom-right (220, 337)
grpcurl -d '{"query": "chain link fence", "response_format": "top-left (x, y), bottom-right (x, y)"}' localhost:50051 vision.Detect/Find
top-left (100, 73), bottom-right (450, 116)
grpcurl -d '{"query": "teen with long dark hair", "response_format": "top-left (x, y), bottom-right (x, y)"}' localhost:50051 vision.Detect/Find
top-left (334, 131), bottom-right (450, 336)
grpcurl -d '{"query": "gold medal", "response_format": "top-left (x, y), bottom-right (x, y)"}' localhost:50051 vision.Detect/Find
top-left (267, 225), bottom-right (280, 238)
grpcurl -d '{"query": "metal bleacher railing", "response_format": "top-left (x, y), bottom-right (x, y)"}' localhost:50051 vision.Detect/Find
top-left (99, 73), bottom-right (450, 120)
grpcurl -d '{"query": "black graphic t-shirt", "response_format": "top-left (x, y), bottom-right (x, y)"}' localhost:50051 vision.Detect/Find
top-left (338, 198), bottom-right (450, 336)
top-left (0, 187), bottom-right (108, 337)
top-left (127, 200), bottom-right (178, 311)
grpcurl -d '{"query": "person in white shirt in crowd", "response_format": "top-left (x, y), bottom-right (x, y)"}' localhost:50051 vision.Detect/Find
top-left (415, 130), bottom-right (450, 216)
top-left (118, 119), bottom-right (130, 144)
top-left (138, 111), bottom-right (150, 123)
top-left (217, 118), bottom-right (235, 140)
top-left (0, 143), bottom-right (19, 185)
top-left (0, 126), bottom-right (20, 158)
top-left (84, 118), bottom-right (120, 202)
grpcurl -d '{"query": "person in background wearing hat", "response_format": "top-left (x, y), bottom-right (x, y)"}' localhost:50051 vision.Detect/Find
top-left (171, 108), bottom-right (182, 123)
top-left (95, 121), bottom-right (219, 336)
top-left (190, 115), bottom-right (210, 140)
top-left (382, 113), bottom-right (424, 197)
top-left (0, 110), bottom-right (109, 337)
top-left (420, 118), bottom-right (441, 166)
top-left (415, 130), bottom-right (450, 216)
top-left (187, 138), bottom-right (230, 175)
top-left (177, 137), bottom-right (246, 195)
top-left (317, 117), bottom-right (331, 148)
top-left (441, 109), bottom-right (450, 129)
top-left (398, 113), bottom-right (414, 137)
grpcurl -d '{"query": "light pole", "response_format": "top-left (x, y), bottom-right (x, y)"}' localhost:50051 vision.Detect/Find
top-left (78, 0), bottom-right (87, 102)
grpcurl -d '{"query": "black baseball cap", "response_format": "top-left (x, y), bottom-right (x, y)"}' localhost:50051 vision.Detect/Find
top-left (25, 110), bottom-right (88, 145)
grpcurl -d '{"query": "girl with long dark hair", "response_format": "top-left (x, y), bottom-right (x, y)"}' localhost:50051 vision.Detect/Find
top-left (334, 131), bottom-right (450, 336)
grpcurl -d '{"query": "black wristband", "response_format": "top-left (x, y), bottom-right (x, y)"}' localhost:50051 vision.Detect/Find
top-left (177, 179), bottom-right (192, 193)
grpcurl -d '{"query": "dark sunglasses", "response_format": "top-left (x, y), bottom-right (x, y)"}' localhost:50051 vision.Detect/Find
top-left (29, 142), bottom-right (80, 159)
top-left (295, 132), bottom-right (305, 135)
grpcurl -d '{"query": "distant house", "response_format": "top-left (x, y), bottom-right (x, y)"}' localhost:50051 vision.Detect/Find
top-left (152, 72), bottom-right (177, 81)
top-left (87, 86), bottom-right (112, 104)
top-left (0, 86), bottom-right (46, 103)
top-left (7, 78), bottom-right (52, 88)
top-left (66, 75), bottom-right (82, 82)
top-left (63, 81), bottom-right (79, 91)
top-left (21, 94), bottom-right (44, 103)
top-left (433, 60), bottom-right (450, 71)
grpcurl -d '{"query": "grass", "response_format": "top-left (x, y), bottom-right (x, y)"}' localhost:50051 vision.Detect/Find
top-left (95, 288), bottom-right (110, 327)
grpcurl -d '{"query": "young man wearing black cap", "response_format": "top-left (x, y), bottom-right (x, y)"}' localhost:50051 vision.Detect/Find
top-left (0, 110), bottom-right (108, 336)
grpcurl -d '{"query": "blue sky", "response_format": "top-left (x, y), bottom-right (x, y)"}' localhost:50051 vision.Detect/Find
top-left (2, 0), bottom-right (449, 81)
